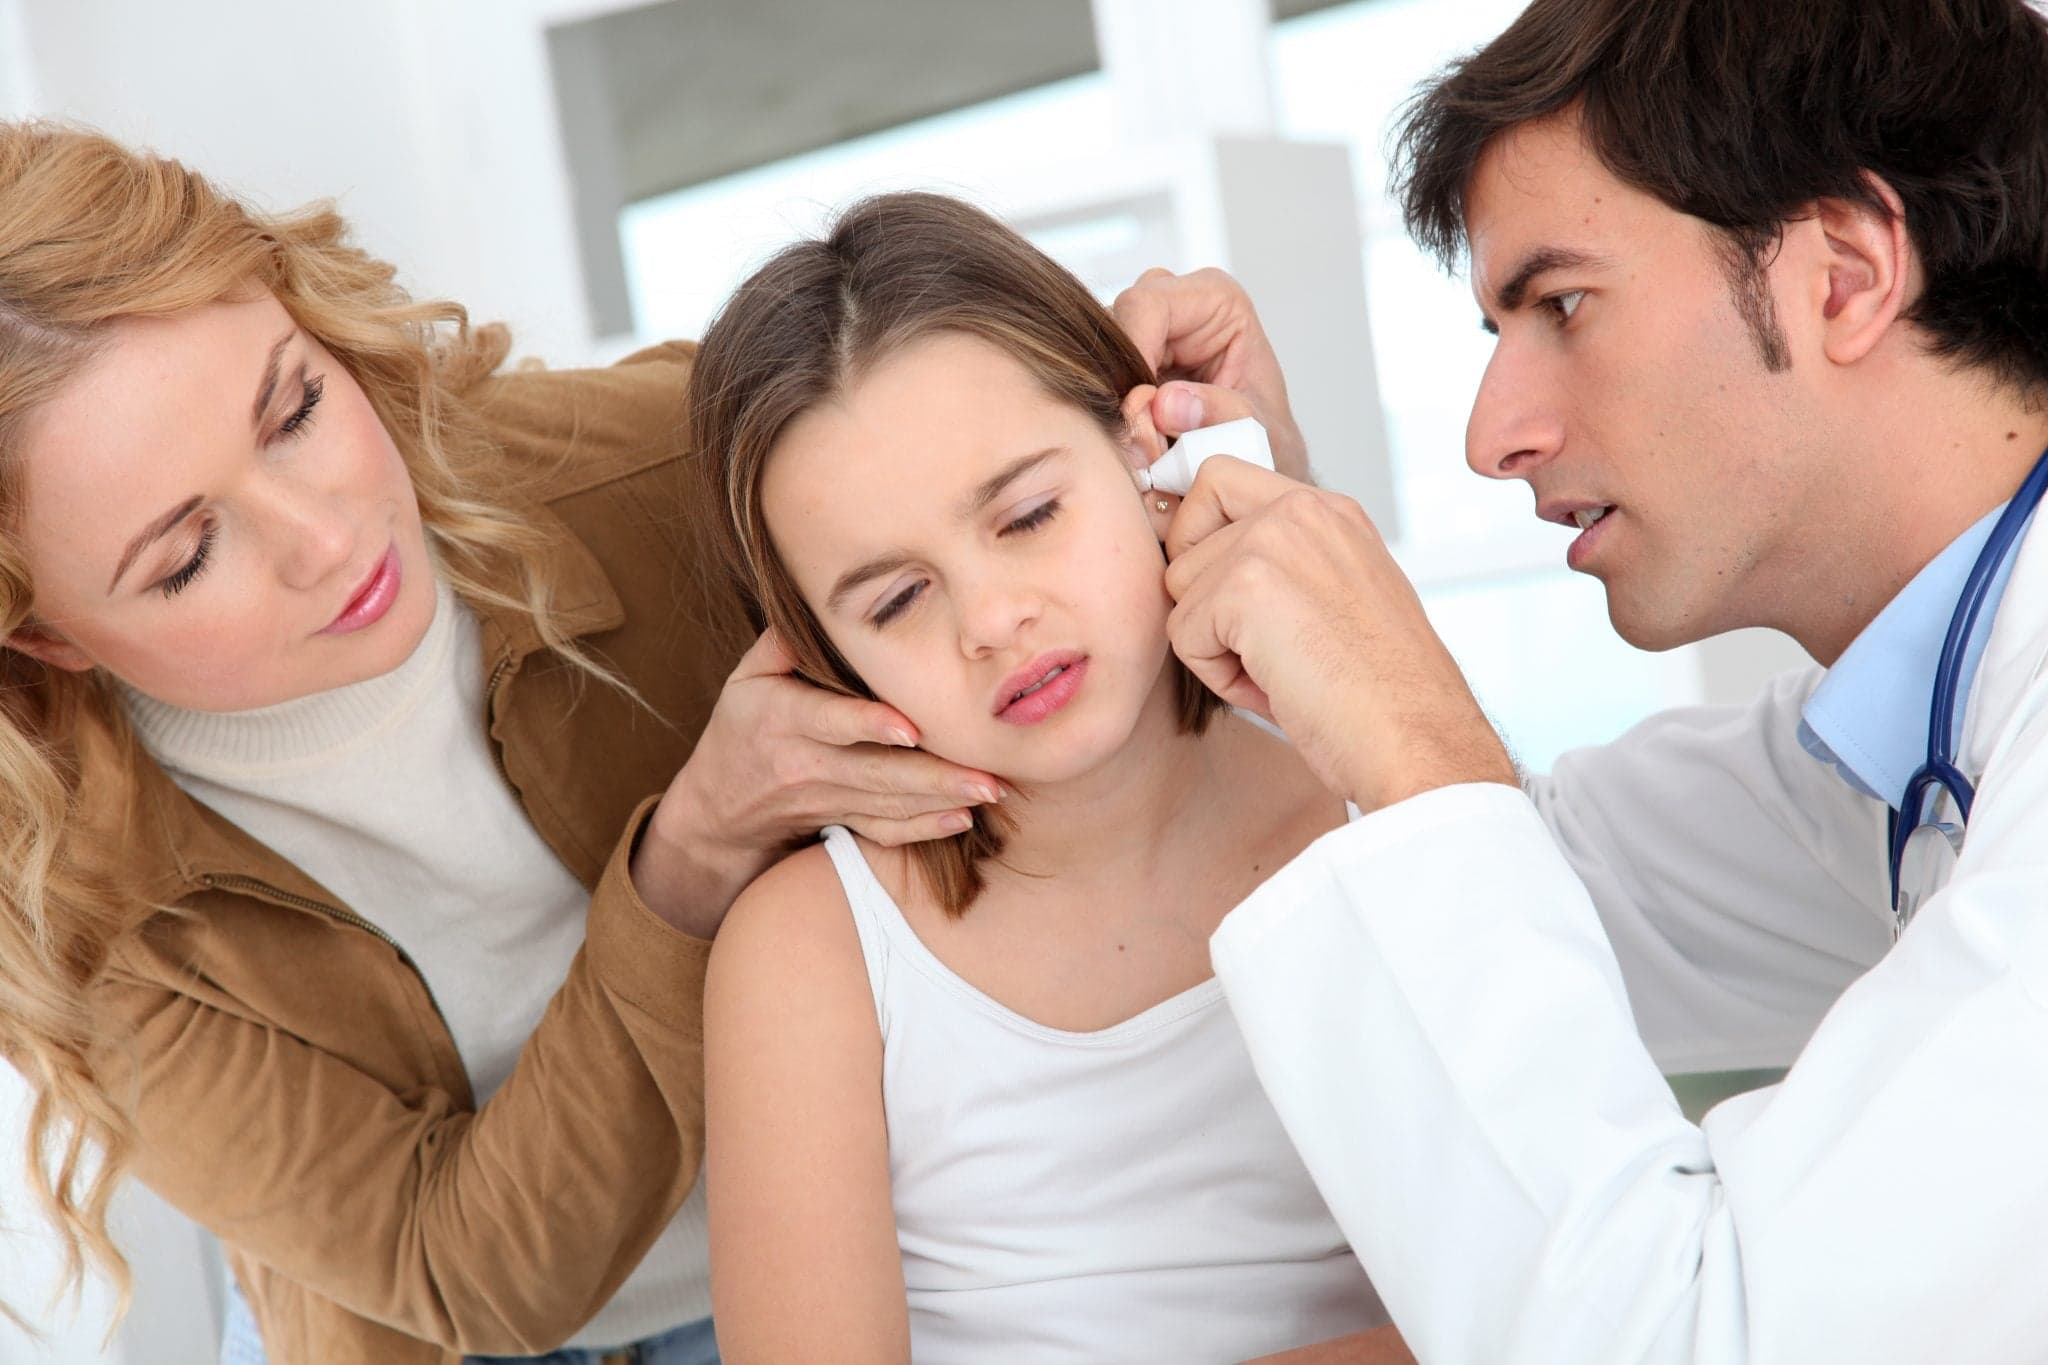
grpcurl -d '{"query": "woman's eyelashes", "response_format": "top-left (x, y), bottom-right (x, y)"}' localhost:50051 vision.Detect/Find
top-left (159, 523), bottom-right (217, 598)
top-left (273, 372), bottom-right (325, 443)
top-left (156, 374), bottom-right (326, 601)
top-left (866, 496), bottom-right (1064, 629)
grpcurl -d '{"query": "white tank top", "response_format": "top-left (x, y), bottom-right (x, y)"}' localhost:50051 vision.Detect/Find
top-left (819, 826), bottom-right (1387, 1364)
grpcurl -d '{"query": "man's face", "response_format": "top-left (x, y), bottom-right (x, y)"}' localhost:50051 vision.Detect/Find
top-left (1462, 114), bottom-right (1828, 651)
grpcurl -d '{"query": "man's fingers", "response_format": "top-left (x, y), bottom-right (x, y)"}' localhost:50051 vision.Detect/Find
top-left (1164, 455), bottom-right (1301, 560)
top-left (1150, 379), bottom-right (1257, 440)
top-left (1110, 267), bottom-right (1182, 371)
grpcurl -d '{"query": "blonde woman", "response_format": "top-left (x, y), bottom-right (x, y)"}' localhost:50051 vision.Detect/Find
top-left (0, 123), bottom-right (1002, 1365)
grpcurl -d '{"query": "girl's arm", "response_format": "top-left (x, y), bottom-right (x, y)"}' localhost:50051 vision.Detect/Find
top-left (705, 845), bottom-right (909, 1364)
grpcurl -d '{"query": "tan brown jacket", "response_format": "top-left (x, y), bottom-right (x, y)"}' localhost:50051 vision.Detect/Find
top-left (78, 343), bottom-right (739, 1364)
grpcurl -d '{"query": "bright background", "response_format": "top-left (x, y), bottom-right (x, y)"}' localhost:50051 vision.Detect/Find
top-left (0, 1), bottom-right (1810, 1359)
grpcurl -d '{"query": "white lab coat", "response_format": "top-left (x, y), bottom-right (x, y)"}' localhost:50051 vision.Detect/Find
top-left (1210, 519), bottom-right (2048, 1363)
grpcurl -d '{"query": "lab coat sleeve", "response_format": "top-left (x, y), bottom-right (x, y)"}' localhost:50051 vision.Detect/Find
top-left (1212, 707), bottom-right (2048, 1363)
top-left (1530, 667), bottom-right (1895, 1073)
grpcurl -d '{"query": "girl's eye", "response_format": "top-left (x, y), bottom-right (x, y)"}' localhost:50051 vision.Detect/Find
top-left (160, 524), bottom-right (217, 598)
top-left (1001, 497), bottom-right (1060, 536)
top-left (1546, 290), bottom-right (1586, 324)
top-left (274, 373), bottom-right (325, 442)
top-left (871, 579), bottom-right (925, 629)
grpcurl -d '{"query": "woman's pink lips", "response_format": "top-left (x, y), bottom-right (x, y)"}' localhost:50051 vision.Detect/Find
top-left (321, 544), bottom-right (401, 635)
top-left (995, 655), bottom-right (1088, 726)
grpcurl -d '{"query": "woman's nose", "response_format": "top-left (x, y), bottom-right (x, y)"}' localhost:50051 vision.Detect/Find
top-left (266, 489), bottom-right (360, 591)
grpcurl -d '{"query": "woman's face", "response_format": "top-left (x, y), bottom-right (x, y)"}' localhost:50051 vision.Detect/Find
top-left (762, 331), bottom-right (1176, 786)
top-left (8, 292), bottom-right (437, 711)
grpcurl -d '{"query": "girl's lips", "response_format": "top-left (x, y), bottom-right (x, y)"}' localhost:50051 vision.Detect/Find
top-left (322, 544), bottom-right (401, 635)
top-left (995, 655), bottom-right (1089, 726)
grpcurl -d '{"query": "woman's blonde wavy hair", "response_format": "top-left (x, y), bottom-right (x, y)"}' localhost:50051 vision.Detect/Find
top-left (0, 122), bottom-right (605, 1327)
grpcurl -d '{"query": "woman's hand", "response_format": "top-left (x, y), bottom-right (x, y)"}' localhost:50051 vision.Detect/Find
top-left (630, 630), bottom-right (1002, 937)
top-left (1112, 266), bottom-right (1310, 482)
top-left (1241, 1325), bottom-right (1416, 1364)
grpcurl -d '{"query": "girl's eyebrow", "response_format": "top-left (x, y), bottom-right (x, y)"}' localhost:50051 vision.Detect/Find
top-left (827, 446), bottom-right (1071, 613)
top-left (960, 446), bottom-right (1065, 516)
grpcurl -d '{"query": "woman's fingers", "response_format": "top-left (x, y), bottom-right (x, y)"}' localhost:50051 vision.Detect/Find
top-left (839, 807), bottom-right (979, 849)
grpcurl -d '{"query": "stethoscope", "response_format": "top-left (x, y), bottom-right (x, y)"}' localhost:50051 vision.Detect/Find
top-left (1887, 445), bottom-right (2048, 932)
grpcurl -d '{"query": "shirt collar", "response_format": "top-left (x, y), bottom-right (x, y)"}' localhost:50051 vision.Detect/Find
top-left (1798, 500), bottom-right (2033, 808)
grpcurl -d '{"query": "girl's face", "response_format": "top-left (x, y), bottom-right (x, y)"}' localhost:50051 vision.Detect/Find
top-left (762, 331), bottom-right (1176, 786)
top-left (8, 292), bottom-right (437, 711)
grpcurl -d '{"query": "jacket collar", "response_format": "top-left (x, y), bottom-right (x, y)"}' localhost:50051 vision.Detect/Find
top-left (89, 499), bottom-right (625, 906)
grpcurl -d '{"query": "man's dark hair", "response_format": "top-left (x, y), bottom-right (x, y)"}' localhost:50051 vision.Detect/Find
top-left (1394, 0), bottom-right (2048, 392)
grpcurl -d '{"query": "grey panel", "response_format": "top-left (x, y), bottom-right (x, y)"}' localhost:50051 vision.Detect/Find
top-left (547, 0), bottom-right (1099, 205)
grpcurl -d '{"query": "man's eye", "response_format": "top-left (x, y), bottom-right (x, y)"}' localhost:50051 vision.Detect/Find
top-left (1546, 290), bottom-right (1586, 323)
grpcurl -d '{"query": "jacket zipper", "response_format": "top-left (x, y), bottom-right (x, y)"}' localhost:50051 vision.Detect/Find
top-left (485, 650), bottom-right (518, 790)
top-left (197, 871), bottom-right (451, 1031)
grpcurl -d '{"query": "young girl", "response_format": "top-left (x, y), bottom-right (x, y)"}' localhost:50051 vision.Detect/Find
top-left (693, 193), bottom-right (1392, 1363)
top-left (0, 124), bottom-right (1000, 1365)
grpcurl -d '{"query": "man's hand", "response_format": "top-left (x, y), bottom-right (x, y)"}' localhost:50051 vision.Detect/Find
top-left (631, 630), bottom-right (1001, 937)
top-left (1112, 266), bottom-right (1309, 481)
top-left (1164, 456), bottom-right (1516, 813)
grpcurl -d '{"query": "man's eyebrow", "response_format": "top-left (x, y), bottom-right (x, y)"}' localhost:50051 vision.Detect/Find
top-left (108, 495), bottom-right (204, 594)
top-left (825, 447), bottom-right (1069, 614)
top-left (1480, 247), bottom-right (1610, 330)
top-left (250, 330), bottom-right (295, 426)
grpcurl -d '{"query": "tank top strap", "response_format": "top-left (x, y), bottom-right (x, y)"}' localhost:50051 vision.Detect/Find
top-left (818, 825), bottom-right (898, 1033)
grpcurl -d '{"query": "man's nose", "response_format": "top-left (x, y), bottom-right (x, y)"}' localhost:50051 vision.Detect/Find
top-left (1466, 348), bottom-right (1565, 482)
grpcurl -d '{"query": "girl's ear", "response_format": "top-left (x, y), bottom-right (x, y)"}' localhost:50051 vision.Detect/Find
top-left (1118, 384), bottom-right (1179, 540)
top-left (1119, 383), bottom-right (1165, 469)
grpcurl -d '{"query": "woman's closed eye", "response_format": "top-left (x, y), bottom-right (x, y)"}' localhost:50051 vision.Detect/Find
top-left (159, 523), bottom-right (217, 598)
top-left (271, 372), bottom-right (325, 444)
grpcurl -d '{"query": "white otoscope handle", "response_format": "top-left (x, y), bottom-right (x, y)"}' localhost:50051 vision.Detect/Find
top-left (1137, 416), bottom-right (1274, 496)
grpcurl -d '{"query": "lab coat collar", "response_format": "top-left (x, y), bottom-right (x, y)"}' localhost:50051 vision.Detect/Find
top-left (1798, 501), bottom-right (2033, 809)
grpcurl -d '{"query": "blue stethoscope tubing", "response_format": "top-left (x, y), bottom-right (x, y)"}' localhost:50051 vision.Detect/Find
top-left (1888, 444), bottom-right (2048, 913)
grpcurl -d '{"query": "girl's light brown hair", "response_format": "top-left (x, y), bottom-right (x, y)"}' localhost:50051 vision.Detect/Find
top-left (689, 192), bottom-right (1221, 915)
top-left (0, 121), bottom-right (614, 1328)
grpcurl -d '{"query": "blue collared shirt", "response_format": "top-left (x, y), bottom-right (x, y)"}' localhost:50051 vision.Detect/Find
top-left (1798, 502), bottom-right (2036, 809)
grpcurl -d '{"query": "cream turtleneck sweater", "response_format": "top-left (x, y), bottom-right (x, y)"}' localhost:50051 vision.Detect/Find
top-left (122, 578), bottom-right (711, 1348)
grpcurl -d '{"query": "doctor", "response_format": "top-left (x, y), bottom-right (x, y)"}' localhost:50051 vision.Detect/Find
top-left (1114, 0), bottom-right (2048, 1360)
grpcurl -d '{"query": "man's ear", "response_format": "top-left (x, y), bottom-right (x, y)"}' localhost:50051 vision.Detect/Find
top-left (5, 624), bottom-right (95, 672)
top-left (1812, 173), bottom-right (1915, 367)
